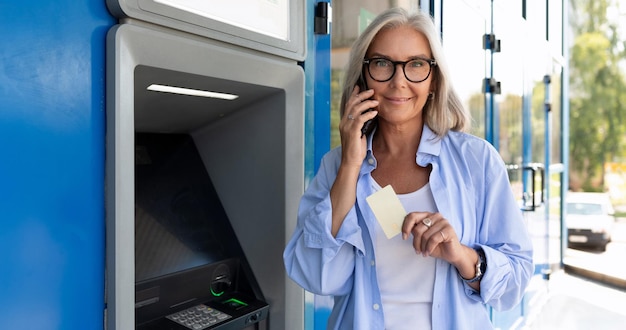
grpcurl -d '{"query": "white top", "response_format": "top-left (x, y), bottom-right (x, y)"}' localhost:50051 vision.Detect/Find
top-left (371, 178), bottom-right (437, 330)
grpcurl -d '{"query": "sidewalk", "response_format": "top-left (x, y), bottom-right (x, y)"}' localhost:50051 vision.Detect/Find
top-left (564, 248), bottom-right (626, 290)
top-left (525, 270), bottom-right (626, 329)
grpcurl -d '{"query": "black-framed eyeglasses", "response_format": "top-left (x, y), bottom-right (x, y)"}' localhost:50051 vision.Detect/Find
top-left (363, 57), bottom-right (437, 83)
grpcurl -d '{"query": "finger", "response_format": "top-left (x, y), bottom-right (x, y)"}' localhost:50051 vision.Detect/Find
top-left (349, 89), bottom-right (375, 107)
top-left (343, 101), bottom-right (377, 126)
top-left (360, 108), bottom-right (378, 122)
top-left (419, 215), bottom-right (445, 254)
top-left (412, 225), bottom-right (425, 254)
top-left (416, 216), bottom-right (437, 253)
top-left (439, 230), bottom-right (447, 243)
top-left (422, 220), bottom-right (454, 257)
top-left (422, 228), bottom-right (445, 256)
top-left (402, 212), bottom-right (429, 240)
top-left (413, 220), bottom-right (438, 254)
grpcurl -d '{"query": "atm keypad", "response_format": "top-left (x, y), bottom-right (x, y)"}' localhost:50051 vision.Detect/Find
top-left (166, 304), bottom-right (231, 329)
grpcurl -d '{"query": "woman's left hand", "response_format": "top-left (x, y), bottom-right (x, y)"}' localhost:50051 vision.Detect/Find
top-left (401, 212), bottom-right (466, 265)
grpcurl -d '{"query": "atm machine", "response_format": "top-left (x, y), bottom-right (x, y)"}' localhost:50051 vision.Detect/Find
top-left (105, 1), bottom-right (306, 329)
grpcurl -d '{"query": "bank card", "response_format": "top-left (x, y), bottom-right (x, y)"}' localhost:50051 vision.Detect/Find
top-left (366, 185), bottom-right (407, 239)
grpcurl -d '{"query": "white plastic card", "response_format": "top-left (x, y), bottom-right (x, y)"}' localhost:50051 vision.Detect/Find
top-left (366, 185), bottom-right (407, 239)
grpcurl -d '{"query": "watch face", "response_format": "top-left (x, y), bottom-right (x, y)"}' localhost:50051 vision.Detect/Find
top-left (463, 248), bottom-right (486, 283)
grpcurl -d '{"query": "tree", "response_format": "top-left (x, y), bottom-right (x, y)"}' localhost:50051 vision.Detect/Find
top-left (569, 0), bottom-right (626, 191)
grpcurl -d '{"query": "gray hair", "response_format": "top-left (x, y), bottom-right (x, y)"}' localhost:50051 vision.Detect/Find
top-left (340, 7), bottom-right (470, 137)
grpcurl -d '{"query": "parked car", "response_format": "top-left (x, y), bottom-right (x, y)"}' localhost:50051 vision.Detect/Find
top-left (566, 192), bottom-right (615, 251)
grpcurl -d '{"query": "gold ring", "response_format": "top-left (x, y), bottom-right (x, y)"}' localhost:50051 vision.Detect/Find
top-left (422, 218), bottom-right (432, 228)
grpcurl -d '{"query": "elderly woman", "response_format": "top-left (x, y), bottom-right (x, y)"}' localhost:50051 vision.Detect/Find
top-left (284, 7), bottom-right (533, 330)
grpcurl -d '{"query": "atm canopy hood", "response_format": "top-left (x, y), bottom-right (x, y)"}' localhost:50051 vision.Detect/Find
top-left (107, 0), bottom-right (306, 61)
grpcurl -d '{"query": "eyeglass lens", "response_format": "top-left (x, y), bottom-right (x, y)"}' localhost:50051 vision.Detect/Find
top-left (367, 58), bottom-right (433, 83)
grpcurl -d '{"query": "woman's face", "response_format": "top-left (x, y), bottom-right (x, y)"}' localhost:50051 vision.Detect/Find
top-left (364, 25), bottom-right (433, 127)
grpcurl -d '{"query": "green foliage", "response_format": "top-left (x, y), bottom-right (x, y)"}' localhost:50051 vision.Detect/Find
top-left (569, 0), bottom-right (626, 190)
top-left (498, 94), bottom-right (523, 165)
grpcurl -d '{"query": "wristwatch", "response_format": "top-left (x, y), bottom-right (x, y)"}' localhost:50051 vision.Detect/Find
top-left (462, 248), bottom-right (486, 283)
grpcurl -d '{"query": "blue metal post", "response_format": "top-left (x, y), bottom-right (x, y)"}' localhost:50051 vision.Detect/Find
top-left (544, 74), bottom-right (552, 275)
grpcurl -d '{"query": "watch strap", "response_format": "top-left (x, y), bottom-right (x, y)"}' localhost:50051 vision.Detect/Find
top-left (462, 248), bottom-right (486, 283)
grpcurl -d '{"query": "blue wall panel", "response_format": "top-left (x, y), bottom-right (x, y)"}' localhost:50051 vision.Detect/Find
top-left (0, 1), bottom-right (114, 328)
top-left (303, 1), bottom-right (332, 329)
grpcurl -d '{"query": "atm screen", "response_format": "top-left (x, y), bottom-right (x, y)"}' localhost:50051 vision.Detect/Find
top-left (134, 132), bottom-right (243, 283)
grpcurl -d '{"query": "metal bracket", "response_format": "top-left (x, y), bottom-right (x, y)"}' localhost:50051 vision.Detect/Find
top-left (483, 78), bottom-right (501, 94)
top-left (544, 75), bottom-right (552, 112)
top-left (543, 75), bottom-right (551, 84)
top-left (483, 34), bottom-right (501, 52)
top-left (314, 2), bottom-right (331, 35)
top-left (545, 102), bottom-right (552, 112)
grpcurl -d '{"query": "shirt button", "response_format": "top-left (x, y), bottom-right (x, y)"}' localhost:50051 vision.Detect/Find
top-left (371, 260), bottom-right (375, 266)
top-left (373, 304), bottom-right (380, 310)
top-left (368, 158), bottom-right (374, 165)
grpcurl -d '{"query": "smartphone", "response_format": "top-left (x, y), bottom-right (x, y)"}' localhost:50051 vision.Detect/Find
top-left (357, 77), bottom-right (377, 137)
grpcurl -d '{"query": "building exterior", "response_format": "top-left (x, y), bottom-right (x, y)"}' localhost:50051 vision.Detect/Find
top-left (0, 0), bottom-right (567, 329)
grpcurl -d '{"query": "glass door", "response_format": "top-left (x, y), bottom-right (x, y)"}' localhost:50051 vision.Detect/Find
top-left (489, 0), bottom-right (567, 327)
top-left (491, 2), bottom-right (536, 327)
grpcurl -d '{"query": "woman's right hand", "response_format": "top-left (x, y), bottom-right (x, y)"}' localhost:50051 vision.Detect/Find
top-left (339, 85), bottom-right (378, 167)
top-left (329, 86), bottom-right (378, 236)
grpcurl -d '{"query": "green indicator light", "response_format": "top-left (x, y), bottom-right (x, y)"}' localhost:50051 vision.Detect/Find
top-left (210, 287), bottom-right (225, 297)
top-left (223, 298), bottom-right (248, 307)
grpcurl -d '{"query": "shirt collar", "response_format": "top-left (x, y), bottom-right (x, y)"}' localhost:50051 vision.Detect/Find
top-left (366, 124), bottom-right (441, 156)
top-left (364, 124), bottom-right (441, 169)
top-left (417, 125), bottom-right (441, 157)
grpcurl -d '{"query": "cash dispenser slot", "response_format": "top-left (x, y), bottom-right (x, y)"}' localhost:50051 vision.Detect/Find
top-left (134, 133), bottom-right (269, 329)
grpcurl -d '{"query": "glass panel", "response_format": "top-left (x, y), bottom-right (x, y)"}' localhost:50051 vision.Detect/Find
top-left (550, 65), bottom-right (562, 164)
top-left (548, 0), bottom-right (563, 56)
top-left (493, 1), bottom-right (551, 328)
top-left (531, 79), bottom-right (545, 164)
top-left (526, 0), bottom-right (547, 41)
top-left (548, 171), bottom-right (563, 266)
top-left (526, 40), bottom-right (552, 164)
top-left (442, 0), bottom-right (489, 138)
top-left (492, 2), bottom-right (525, 165)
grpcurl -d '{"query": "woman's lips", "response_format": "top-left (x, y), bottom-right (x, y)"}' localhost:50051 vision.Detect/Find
top-left (385, 96), bottom-right (414, 104)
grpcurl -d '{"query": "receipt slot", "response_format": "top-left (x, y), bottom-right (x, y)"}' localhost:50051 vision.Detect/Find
top-left (105, 22), bottom-right (304, 330)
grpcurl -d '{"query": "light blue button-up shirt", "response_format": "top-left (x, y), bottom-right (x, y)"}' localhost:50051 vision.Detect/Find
top-left (284, 125), bottom-right (534, 329)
